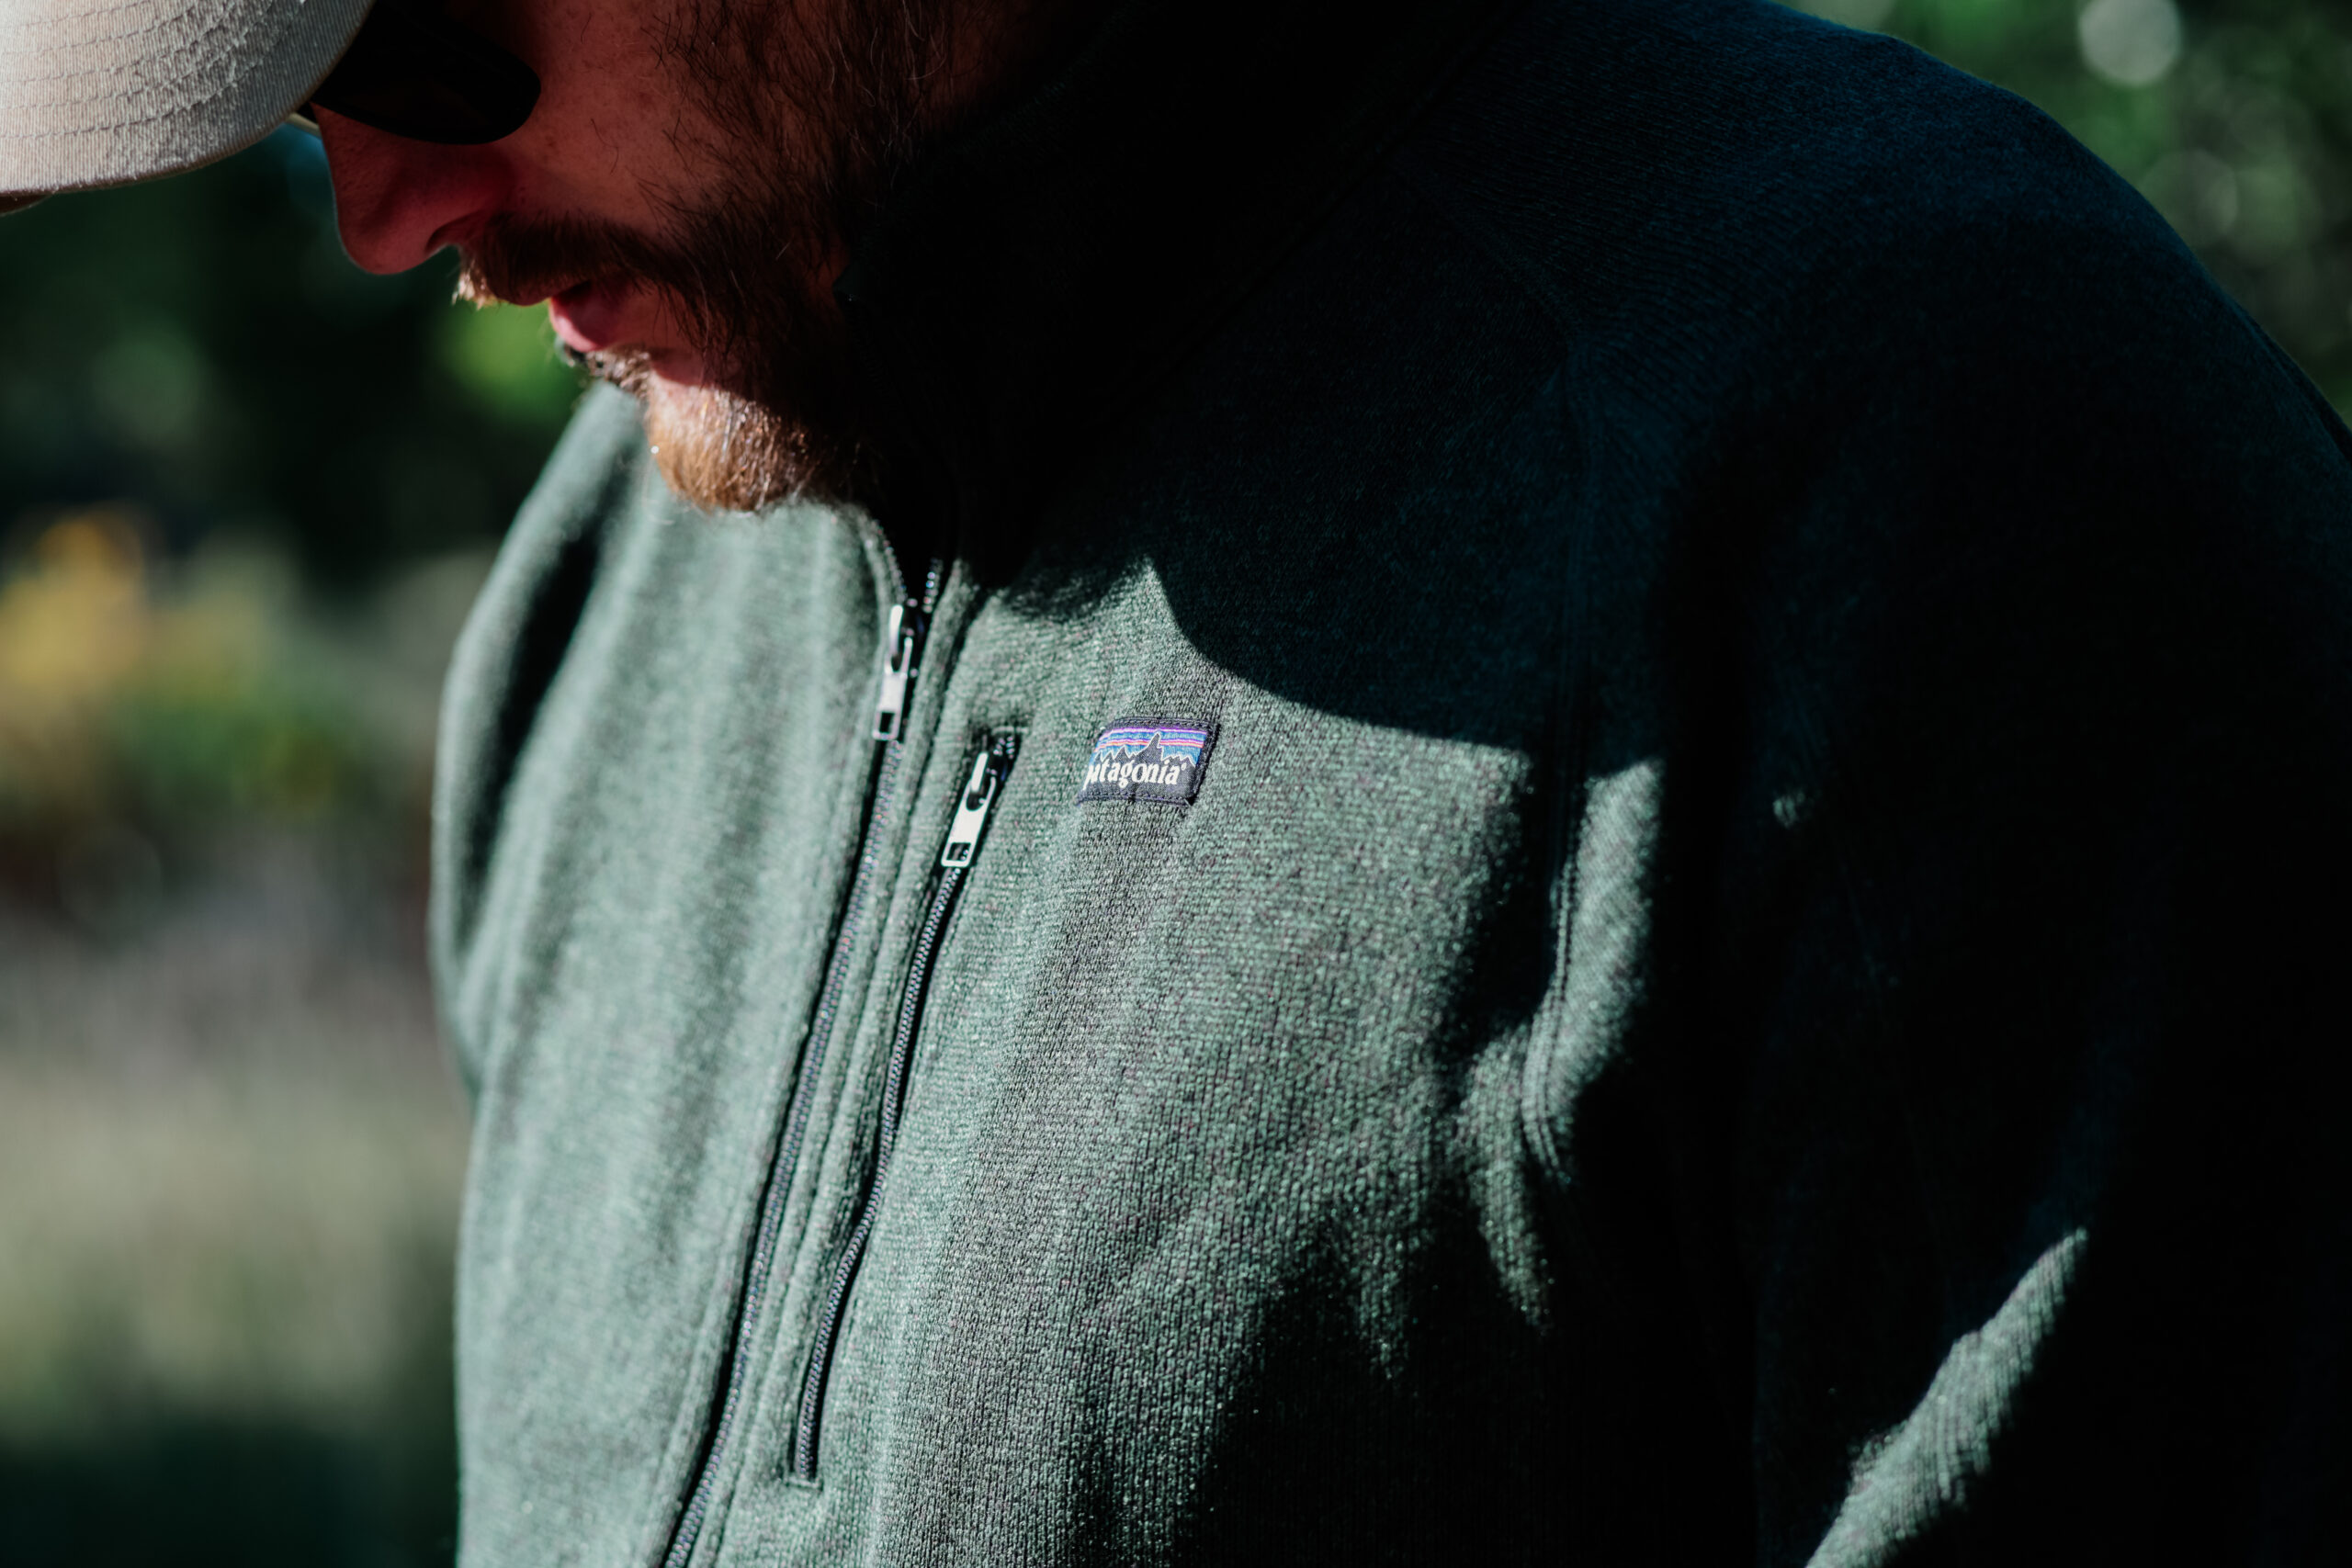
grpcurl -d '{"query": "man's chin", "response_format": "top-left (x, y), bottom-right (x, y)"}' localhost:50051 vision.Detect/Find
top-left (597, 354), bottom-right (858, 514)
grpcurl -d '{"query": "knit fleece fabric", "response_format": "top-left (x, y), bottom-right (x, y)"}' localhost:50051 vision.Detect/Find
top-left (431, 0), bottom-right (2352, 1562)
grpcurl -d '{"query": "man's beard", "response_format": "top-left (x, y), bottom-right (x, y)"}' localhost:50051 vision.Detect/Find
top-left (459, 200), bottom-right (865, 511)
top-left (455, 0), bottom-right (953, 512)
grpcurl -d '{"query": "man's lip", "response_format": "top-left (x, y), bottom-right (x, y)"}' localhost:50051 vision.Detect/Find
top-left (547, 278), bottom-right (623, 354)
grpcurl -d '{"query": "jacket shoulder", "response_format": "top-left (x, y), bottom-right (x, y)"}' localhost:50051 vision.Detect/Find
top-left (1400, 0), bottom-right (2189, 353)
top-left (429, 385), bottom-right (646, 1097)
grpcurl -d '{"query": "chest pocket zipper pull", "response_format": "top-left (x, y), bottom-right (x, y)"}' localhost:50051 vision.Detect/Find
top-left (872, 603), bottom-right (923, 742)
top-left (791, 731), bottom-right (1018, 1480)
top-left (941, 749), bottom-right (1005, 866)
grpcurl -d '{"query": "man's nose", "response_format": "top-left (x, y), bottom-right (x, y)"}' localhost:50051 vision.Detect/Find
top-left (317, 108), bottom-right (512, 275)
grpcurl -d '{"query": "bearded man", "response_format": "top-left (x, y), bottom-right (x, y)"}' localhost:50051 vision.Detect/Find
top-left (7, 0), bottom-right (2350, 1561)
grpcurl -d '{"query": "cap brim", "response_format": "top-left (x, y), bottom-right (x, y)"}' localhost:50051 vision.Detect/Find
top-left (0, 0), bottom-right (377, 203)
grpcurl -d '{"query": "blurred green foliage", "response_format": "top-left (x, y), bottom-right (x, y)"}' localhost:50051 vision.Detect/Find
top-left (1, 514), bottom-right (364, 828)
top-left (0, 130), bottom-right (576, 591)
top-left (0, 139), bottom-right (516, 1567)
top-left (0, 502), bottom-right (487, 931)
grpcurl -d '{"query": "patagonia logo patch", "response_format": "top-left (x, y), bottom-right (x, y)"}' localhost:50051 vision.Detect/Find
top-left (1076, 717), bottom-right (1216, 806)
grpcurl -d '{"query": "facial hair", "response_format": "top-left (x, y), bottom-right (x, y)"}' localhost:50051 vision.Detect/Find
top-left (455, 0), bottom-right (955, 511)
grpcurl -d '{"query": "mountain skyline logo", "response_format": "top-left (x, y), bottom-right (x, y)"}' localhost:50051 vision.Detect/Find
top-left (1077, 717), bottom-right (1216, 806)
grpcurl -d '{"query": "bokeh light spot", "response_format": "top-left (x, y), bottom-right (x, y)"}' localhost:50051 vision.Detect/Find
top-left (2080, 0), bottom-right (2184, 87)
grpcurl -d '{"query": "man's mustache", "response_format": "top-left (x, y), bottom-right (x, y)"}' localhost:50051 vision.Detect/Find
top-left (454, 215), bottom-right (696, 314)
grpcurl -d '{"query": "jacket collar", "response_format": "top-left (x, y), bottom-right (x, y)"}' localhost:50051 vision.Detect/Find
top-left (834, 0), bottom-right (1514, 570)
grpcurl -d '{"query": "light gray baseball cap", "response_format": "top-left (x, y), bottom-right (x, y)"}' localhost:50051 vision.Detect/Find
top-left (0, 0), bottom-right (377, 211)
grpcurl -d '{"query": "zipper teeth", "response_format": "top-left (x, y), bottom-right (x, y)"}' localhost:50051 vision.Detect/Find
top-left (763, 740), bottom-right (906, 1288)
top-left (790, 732), bottom-right (1016, 1480)
top-left (789, 862), bottom-right (967, 1479)
top-left (659, 743), bottom-right (904, 1568)
top-left (661, 554), bottom-right (950, 1562)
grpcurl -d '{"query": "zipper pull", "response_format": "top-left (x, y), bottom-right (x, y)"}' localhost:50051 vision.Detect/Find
top-left (872, 602), bottom-right (923, 741)
top-left (941, 737), bottom-right (1017, 868)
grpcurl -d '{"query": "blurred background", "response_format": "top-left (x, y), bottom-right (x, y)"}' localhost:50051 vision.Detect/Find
top-left (0, 127), bottom-right (573, 1564)
top-left (0, 0), bottom-right (2346, 1562)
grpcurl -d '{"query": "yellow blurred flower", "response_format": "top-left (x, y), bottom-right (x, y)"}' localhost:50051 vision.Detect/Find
top-left (0, 509), bottom-right (152, 701)
top-left (0, 508), bottom-right (365, 832)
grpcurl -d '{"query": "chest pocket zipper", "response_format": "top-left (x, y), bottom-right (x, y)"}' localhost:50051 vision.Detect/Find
top-left (789, 730), bottom-right (1019, 1480)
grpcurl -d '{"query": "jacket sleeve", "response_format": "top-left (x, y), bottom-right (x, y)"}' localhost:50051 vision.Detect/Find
top-left (1536, 209), bottom-right (2352, 1565)
top-left (1743, 225), bottom-right (2352, 1563)
top-left (429, 388), bottom-right (643, 1104)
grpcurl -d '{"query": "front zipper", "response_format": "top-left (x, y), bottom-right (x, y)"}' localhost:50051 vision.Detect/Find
top-left (789, 730), bottom-right (1019, 1480)
top-left (660, 556), bottom-right (940, 1568)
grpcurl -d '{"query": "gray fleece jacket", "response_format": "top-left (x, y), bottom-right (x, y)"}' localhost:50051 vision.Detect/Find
top-left (432, 0), bottom-right (2352, 1562)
